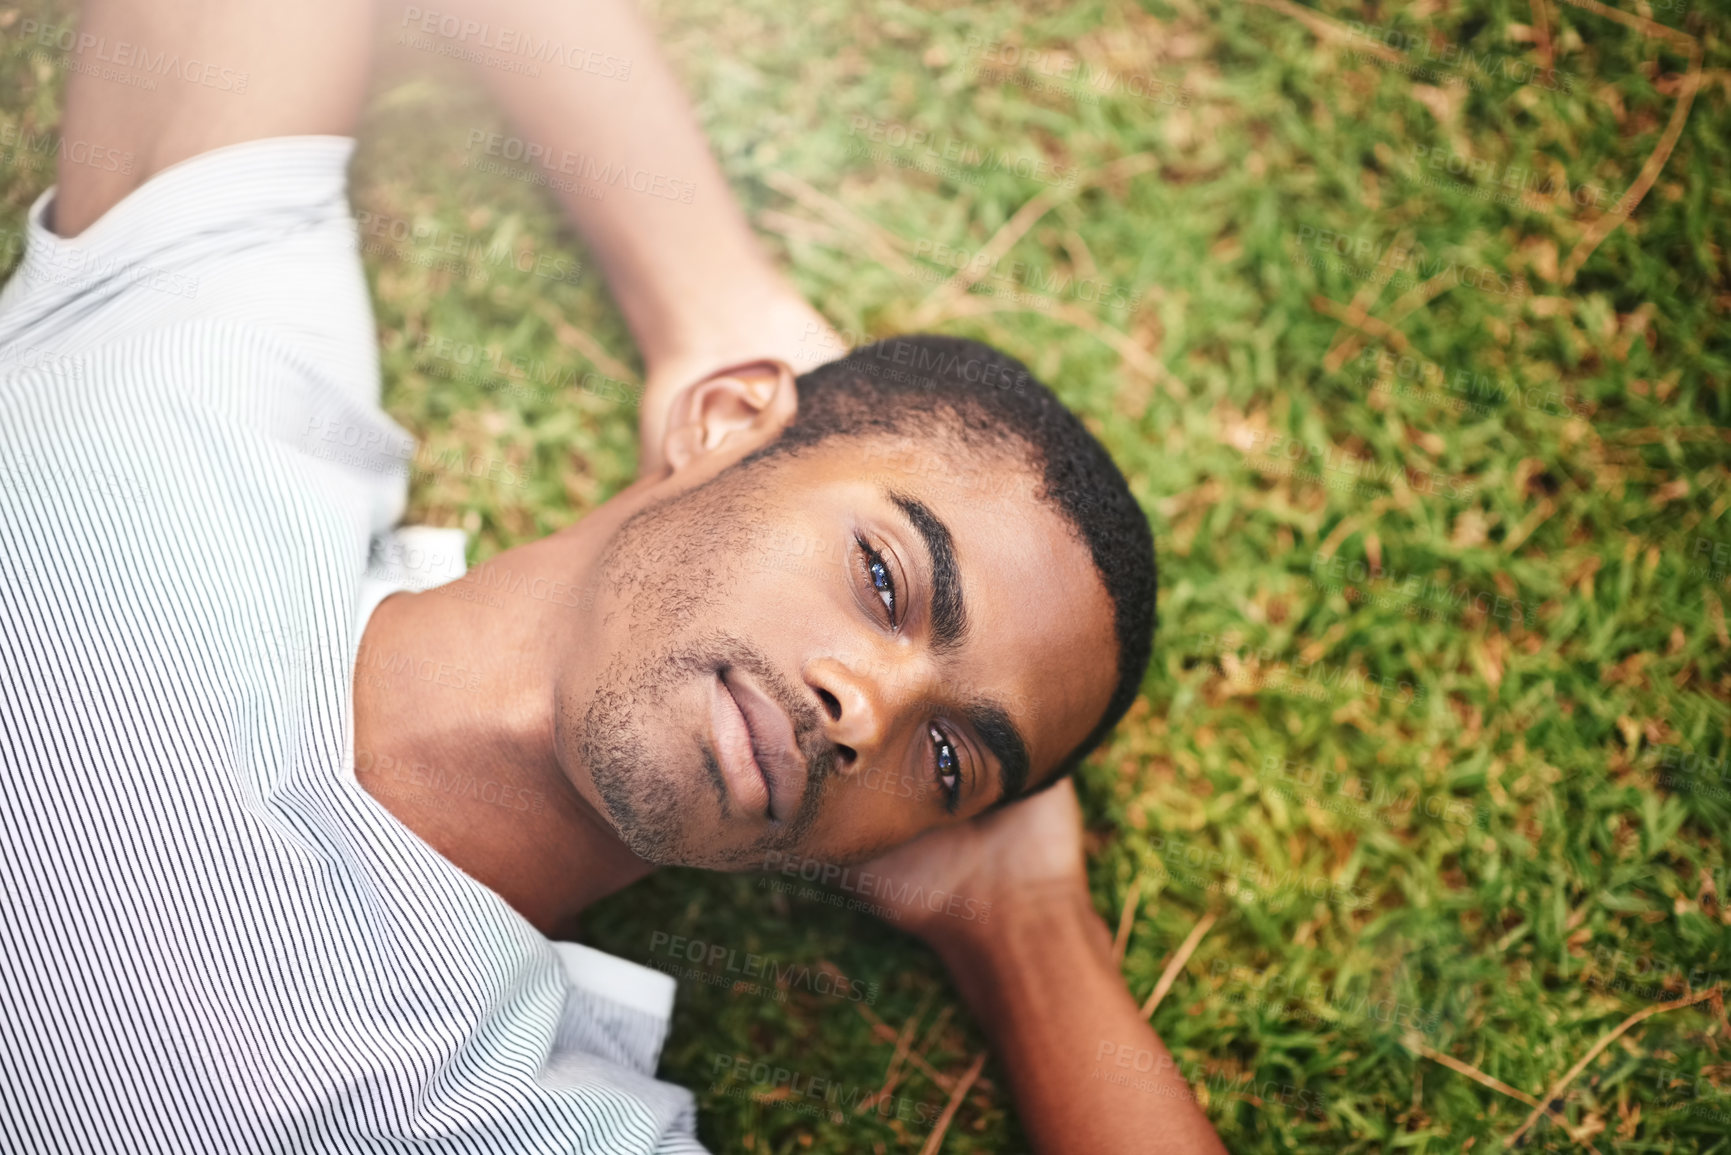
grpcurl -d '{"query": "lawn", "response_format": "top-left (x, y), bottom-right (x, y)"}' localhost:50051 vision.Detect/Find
top-left (4, 0), bottom-right (1729, 1151)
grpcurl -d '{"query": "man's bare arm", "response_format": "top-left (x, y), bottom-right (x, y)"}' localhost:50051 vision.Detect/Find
top-left (54, 0), bottom-right (835, 471)
top-left (392, 0), bottom-right (838, 462)
top-left (859, 782), bottom-right (1229, 1154)
top-left (52, 0), bottom-right (374, 237)
top-left (933, 884), bottom-right (1230, 1154)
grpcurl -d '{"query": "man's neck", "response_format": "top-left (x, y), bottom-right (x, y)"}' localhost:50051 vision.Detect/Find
top-left (350, 529), bottom-right (655, 938)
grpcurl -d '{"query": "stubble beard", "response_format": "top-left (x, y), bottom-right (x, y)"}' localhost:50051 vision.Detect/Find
top-left (575, 466), bottom-right (832, 869)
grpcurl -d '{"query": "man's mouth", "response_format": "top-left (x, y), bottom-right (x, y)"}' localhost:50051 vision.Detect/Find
top-left (710, 669), bottom-right (808, 823)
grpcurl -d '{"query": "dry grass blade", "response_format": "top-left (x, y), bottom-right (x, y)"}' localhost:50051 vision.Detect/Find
top-left (1561, 36), bottom-right (1702, 284)
top-left (928, 294), bottom-right (1183, 398)
top-left (1405, 1035), bottom-right (1546, 1107)
top-left (917, 1051), bottom-right (989, 1155)
top-left (1316, 514), bottom-right (1369, 564)
top-left (1047, 301), bottom-right (1180, 397)
top-left (856, 994), bottom-right (929, 1115)
top-left (1141, 910), bottom-right (1219, 1018)
top-left (1112, 876), bottom-right (1143, 965)
top-left (1319, 228), bottom-right (1411, 370)
top-left (756, 208), bottom-right (846, 248)
top-left (1245, 0), bottom-right (1406, 63)
top-left (909, 153), bottom-right (1161, 328)
top-left (761, 168), bottom-right (920, 277)
top-left (1502, 498), bottom-right (1556, 555)
top-left (1404, 1035), bottom-right (1601, 1153)
top-left (1346, 227), bottom-right (1411, 313)
top-left (532, 303), bottom-right (638, 384)
top-left (1325, 266), bottom-right (1461, 373)
top-left (1618, 427), bottom-right (1731, 445)
top-left (853, 1001), bottom-right (990, 1096)
top-left (1532, 0), bottom-right (1554, 70)
top-left (913, 1005), bottom-right (956, 1065)
top-left (1554, 0), bottom-right (1696, 46)
top-left (1503, 985), bottom-right (1725, 1147)
top-left (1706, 591), bottom-right (1729, 649)
top-left (1312, 294), bottom-right (1418, 361)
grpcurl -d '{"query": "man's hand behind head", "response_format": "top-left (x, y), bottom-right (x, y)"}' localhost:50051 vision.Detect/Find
top-left (849, 777), bottom-right (1089, 949)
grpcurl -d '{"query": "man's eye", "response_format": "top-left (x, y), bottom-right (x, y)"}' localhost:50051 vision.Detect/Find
top-left (930, 725), bottom-right (961, 812)
top-left (857, 538), bottom-right (897, 625)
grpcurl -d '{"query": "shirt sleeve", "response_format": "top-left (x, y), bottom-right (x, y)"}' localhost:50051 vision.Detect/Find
top-left (550, 941), bottom-right (679, 1077)
top-left (540, 942), bottom-right (715, 1153)
top-left (0, 135), bottom-right (381, 409)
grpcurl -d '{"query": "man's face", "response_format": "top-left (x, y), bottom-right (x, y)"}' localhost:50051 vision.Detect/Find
top-left (554, 433), bottom-right (1117, 870)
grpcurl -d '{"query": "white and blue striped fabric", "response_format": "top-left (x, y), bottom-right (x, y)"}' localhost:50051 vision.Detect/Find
top-left (0, 135), bottom-right (709, 1154)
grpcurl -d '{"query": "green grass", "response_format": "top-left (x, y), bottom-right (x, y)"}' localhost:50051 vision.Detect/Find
top-left (5, 0), bottom-right (1730, 1150)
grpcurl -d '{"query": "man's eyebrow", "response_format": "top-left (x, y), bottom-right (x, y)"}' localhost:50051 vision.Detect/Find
top-left (965, 699), bottom-right (1031, 804)
top-left (882, 488), bottom-right (1032, 801)
top-left (884, 489), bottom-right (967, 652)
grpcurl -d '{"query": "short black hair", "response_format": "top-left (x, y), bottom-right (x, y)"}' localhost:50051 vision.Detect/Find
top-left (741, 334), bottom-right (1157, 796)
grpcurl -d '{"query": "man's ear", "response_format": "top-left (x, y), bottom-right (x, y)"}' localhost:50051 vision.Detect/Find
top-left (660, 359), bottom-right (798, 474)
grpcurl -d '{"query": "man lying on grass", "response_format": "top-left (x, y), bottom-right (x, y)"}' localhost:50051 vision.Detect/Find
top-left (0, 0), bottom-right (1224, 1151)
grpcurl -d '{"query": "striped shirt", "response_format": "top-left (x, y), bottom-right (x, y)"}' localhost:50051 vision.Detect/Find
top-left (0, 136), bottom-right (708, 1154)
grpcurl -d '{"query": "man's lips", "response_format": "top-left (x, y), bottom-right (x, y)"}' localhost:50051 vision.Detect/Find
top-left (712, 669), bottom-right (807, 823)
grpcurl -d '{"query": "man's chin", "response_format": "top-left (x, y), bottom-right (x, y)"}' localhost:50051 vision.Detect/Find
top-left (610, 820), bottom-right (773, 872)
top-left (593, 782), bottom-right (755, 870)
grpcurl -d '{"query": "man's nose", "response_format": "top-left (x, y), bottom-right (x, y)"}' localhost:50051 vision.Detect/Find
top-left (803, 655), bottom-right (894, 773)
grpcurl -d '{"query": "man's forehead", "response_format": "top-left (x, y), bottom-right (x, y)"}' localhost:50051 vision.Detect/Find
top-left (853, 432), bottom-right (1043, 505)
